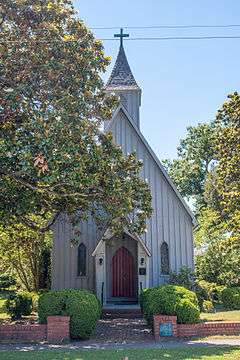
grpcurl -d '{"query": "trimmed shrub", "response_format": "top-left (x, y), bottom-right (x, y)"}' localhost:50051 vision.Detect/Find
top-left (169, 266), bottom-right (195, 290)
top-left (175, 298), bottom-right (200, 324)
top-left (5, 292), bottom-right (32, 320)
top-left (38, 289), bottom-right (101, 339)
top-left (202, 300), bottom-right (214, 313)
top-left (221, 287), bottom-right (240, 310)
top-left (141, 285), bottom-right (200, 324)
top-left (0, 274), bottom-right (16, 290)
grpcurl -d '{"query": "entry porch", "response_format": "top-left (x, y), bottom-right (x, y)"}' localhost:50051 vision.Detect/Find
top-left (92, 229), bottom-right (151, 306)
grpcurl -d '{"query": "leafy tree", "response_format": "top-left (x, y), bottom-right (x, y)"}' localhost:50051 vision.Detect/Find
top-left (194, 207), bottom-right (227, 248)
top-left (163, 123), bottom-right (216, 211)
top-left (0, 222), bottom-right (51, 291)
top-left (206, 92), bottom-right (240, 235)
top-left (195, 236), bottom-right (240, 287)
top-left (0, 0), bottom-right (152, 236)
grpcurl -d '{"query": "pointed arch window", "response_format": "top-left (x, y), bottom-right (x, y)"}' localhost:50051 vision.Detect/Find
top-left (77, 243), bottom-right (86, 276)
top-left (161, 242), bottom-right (170, 275)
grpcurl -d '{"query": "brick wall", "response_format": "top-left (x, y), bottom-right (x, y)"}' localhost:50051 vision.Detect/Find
top-left (154, 315), bottom-right (240, 339)
top-left (47, 316), bottom-right (70, 342)
top-left (0, 316), bottom-right (70, 343)
top-left (0, 324), bottom-right (47, 341)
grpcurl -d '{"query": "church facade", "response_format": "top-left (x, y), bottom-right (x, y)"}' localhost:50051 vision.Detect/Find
top-left (51, 40), bottom-right (196, 305)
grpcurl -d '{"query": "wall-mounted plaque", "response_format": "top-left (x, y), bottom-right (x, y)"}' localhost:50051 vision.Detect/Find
top-left (159, 322), bottom-right (173, 337)
top-left (139, 267), bottom-right (146, 275)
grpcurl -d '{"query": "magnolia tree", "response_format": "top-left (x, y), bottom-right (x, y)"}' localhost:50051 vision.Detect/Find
top-left (0, 0), bottom-right (152, 237)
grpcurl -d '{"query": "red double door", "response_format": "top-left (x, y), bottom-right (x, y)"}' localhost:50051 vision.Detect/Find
top-left (112, 246), bottom-right (135, 298)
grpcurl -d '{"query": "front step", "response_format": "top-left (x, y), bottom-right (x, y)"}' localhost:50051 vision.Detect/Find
top-left (102, 306), bottom-right (142, 319)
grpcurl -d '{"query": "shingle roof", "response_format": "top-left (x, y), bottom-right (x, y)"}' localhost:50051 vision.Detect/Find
top-left (106, 44), bottom-right (140, 90)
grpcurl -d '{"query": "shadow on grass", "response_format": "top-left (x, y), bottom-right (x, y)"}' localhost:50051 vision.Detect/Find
top-left (0, 347), bottom-right (239, 360)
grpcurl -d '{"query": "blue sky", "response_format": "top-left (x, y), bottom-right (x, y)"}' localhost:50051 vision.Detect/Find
top-left (73, 0), bottom-right (240, 159)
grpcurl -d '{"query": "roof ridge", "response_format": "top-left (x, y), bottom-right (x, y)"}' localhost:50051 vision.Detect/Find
top-left (106, 44), bottom-right (140, 89)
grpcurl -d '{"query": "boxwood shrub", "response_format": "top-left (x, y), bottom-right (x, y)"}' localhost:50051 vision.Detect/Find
top-left (38, 289), bottom-right (101, 339)
top-left (140, 284), bottom-right (200, 324)
top-left (221, 287), bottom-right (240, 310)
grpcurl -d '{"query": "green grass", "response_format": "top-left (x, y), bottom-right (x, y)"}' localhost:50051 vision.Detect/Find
top-left (200, 310), bottom-right (240, 322)
top-left (0, 348), bottom-right (239, 360)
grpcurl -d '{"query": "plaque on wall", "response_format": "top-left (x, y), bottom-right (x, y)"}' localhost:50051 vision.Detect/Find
top-left (139, 267), bottom-right (146, 275)
top-left (159, 322), bottom-right (173, 337)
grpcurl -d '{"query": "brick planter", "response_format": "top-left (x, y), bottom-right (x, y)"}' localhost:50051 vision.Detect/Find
top-left (154, 314), bottom-right (240, 339)
top-left (0, 316), bottom-right (70, 343)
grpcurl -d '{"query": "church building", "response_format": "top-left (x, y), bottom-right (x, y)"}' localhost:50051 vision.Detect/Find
top-left (52, 32), bottom-right (196, 305)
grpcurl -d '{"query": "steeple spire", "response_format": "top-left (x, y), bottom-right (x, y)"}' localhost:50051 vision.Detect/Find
top-left (106, 30), bottom-right (141, 128)
top-left (106, 30), bottom-right (139, 90)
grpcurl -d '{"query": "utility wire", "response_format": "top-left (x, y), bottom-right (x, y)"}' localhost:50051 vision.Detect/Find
top-left (100, 35), bottom-right (240, 41)
top-left (3, 35), bottom-right (240, 43)
top-left (91, 24), bottom-right (240, 30)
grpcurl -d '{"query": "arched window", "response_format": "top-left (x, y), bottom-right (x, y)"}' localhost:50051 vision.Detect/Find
top-left (77, 243), bottom-right (86, 276)
top-left (161, 242), bottom-right (170, 275)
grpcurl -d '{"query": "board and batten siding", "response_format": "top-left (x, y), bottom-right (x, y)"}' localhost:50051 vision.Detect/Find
top-left (52, 106), bottom-right (194, 291)
top-left (52, 213), bottom-right (98, 291)
top-left (109, 109), bottom-right (194, 286)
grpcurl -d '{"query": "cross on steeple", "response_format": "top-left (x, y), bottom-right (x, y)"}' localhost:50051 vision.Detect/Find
top-left (114, 28), bottom-right (129, 46)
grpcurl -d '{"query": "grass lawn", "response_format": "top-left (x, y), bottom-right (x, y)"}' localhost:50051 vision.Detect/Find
top-left (200, 310), bottom-right (240, 322)
top-left (0, 348), bottom-right (240, 360)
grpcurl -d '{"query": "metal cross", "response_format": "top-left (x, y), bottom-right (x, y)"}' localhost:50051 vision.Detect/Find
top-left (114, 28), bottom-right (129, 46)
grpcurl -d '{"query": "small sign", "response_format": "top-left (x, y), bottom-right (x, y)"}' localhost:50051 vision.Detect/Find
top-left (159, 322), bottom-right (173, 337)
top-left (139, 267), bottom-right (146, 275)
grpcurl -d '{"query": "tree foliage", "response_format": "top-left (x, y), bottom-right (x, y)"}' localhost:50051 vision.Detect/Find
top-left (196, 236), bottom-right (240, 287)
top-left (0, 0), bottom-right (152, 236)
top-left (194, 207), bottom-right (227, 248)
top-left (163, 123), bottom-right (216, 211)
top-left (0, 222), bottom-right (51, 291)
top-left (206, 92), bottom-right (240, 234)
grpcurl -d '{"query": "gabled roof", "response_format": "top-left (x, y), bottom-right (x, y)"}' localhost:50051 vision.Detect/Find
top-left (92, 227), bottom-right (151, 257)
top-left (106, 44), bottom-right (140, 90)
top-left (104, 105), bottom-right (197, 227)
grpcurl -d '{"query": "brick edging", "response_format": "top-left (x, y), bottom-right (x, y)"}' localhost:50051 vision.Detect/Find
top-left (0, 316), bottom-right (70, 343)
top-left (154, 314), bottom-right (240, 339)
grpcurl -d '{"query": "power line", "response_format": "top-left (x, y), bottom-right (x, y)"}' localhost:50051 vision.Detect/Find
top-left (3, 35), bottom-right (240, 43)
top-left (91, 24), bottom-right (240, 30)
top-left (100, 35), bottom-right (240, 41)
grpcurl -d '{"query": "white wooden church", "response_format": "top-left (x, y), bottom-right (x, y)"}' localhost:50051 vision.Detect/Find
top-left (52, 33), bottom-right (196, 305)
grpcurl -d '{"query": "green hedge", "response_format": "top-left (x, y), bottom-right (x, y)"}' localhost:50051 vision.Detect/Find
top-left (38, 289), bottom-right (101, 339)
top-left (221, 287), bottom-right (240, 310)
top-left (5, 291), bottom-right (32, 320)
top-left (140, 285), bottom-right (200, 324)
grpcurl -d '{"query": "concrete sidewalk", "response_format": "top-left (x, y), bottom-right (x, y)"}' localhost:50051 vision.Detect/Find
top-left (0, 336), bottom-right (240, 352)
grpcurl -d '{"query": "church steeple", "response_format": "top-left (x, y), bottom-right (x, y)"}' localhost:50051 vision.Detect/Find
top-left (106, 29), bottom-right (141, 128)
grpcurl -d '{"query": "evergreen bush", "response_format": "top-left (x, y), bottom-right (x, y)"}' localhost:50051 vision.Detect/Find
top-left (38, 289), bottom-right (101, 339)
top-left (175, 298), bottom-right (200, 323)
top-left (5, 291), bottom-right (32, 319)
top-left (221, 287), bottom-right (240, 310)
top-left (141, 285), bottom-right (200, 324)
top-left (0, 274), bottom-right (16, 290)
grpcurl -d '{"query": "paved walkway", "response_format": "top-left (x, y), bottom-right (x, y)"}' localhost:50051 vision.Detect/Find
top-left (0, 317), bottom-right (240, 352)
